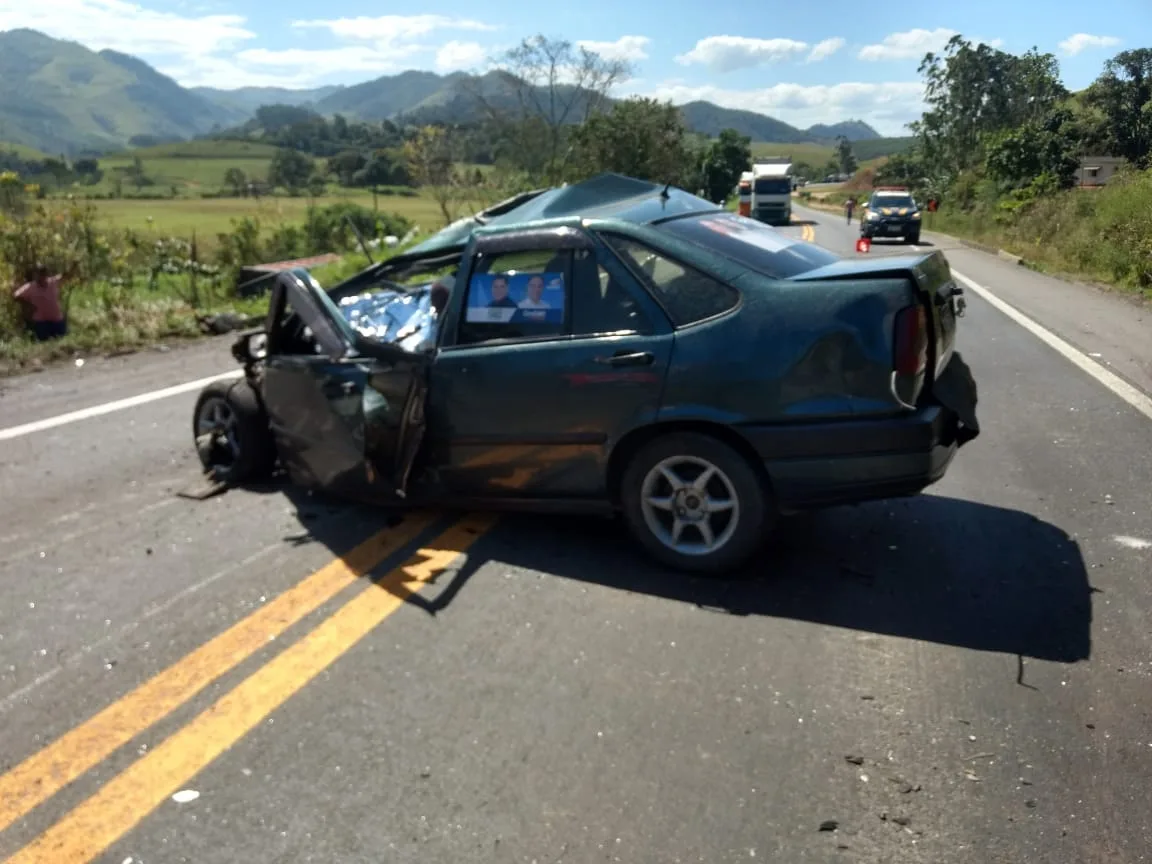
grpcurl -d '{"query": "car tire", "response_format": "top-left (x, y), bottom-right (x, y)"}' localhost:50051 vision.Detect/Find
top-left (907, 232), bottom-right (921, 245)
top-left (620, 432), bottom-right (773, 576)
top-left (192, 378), bottom-right (276, 484)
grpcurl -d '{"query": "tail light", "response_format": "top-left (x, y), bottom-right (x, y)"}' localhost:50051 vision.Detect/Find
top-left (738, 202), bottom-right (751, 216)
top-left (893, 305), bottom-right (928, 376)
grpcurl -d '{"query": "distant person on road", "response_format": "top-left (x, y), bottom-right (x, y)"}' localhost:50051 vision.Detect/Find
top-left (845, 196), bottom-right (857, 225)
top-left (13, 263), bottom-right (73, 342)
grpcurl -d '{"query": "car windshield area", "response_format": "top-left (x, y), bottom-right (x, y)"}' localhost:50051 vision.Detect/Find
top-left (754, 177), bottom-right (791, 195)
top-left (870, 194), bottom-right (916, 209)
top-left (333, 269), bottom-right (456, 352)
top-left (657, 211), bottom-right (840, 280)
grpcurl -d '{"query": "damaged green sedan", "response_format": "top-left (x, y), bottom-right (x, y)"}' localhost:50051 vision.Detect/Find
top-left (193, 173), bottom-right (979, 575)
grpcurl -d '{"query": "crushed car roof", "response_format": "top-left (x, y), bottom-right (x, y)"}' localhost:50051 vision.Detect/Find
top-left (405, 173), bottom-right (723, 256)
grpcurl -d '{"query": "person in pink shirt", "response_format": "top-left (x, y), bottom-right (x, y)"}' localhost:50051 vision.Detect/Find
top-left (13, 263), bottom-right (69, 341)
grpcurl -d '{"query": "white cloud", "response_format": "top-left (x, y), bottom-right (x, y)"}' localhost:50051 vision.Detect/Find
top-left (1058, 33), bottom-right (1121, 56)
top-left (636, 80), bottom-right (926, 136)
top-left (857, 28), bottom-right (1002, 61)
top-left (807, 37), bottom-right (846, 63)
top-left (859, 28), bottom-right (957, 60)
top-left (0, 0), bottom-right (253, 60)
top-left (0, 2), bottom-right (503, 88)
top-left (435, 40), bottom-right (487, 72)
top-left (291, 14), bottom-right (495, 44)
top-left (676, 36), bottom-right (810, 73)
top-left (577, 35), bottom-right (650, 63)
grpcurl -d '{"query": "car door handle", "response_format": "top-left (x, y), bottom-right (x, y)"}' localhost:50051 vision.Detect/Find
top-left (595, 351), bottom-right (654, 367)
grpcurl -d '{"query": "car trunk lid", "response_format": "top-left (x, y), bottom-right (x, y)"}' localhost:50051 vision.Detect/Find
top-left (792, 250), bottom-right (960, 389)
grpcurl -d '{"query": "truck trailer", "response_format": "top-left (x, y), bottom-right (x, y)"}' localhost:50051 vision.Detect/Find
top-left (750, 160), bottom-right (793, 226)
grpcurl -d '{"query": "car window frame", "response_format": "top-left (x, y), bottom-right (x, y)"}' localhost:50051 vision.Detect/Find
top-left (597, 231), bottom-right (743, 331)
top-left (566, 243), bottom-right (664, 340)
top-left (439, 226), bottom-right (592, 352)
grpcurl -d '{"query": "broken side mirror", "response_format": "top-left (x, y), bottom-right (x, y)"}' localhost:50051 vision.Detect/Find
top-left (231, 330), bottom-right (268, 365)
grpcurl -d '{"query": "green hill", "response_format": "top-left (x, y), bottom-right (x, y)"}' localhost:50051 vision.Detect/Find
top-left (0, 28), bottom-right (242, 155)
top-left (0, 28), bottom-right (914, 160)
top-left (193, 85), bottom-right (345, 115)
top-left (806, 120), bottom-right (882, 141)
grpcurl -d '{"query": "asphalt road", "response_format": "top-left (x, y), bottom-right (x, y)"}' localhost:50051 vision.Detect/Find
top-left (2, 207), bottom-right (1152, 864)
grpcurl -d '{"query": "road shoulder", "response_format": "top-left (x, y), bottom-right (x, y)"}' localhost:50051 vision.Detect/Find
top-left (793, 201), bottom-right (1152, 397)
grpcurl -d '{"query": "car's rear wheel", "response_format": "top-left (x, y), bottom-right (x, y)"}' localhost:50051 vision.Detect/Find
top-left (192, 378), bottom-right (276, 484)
top-left (620, 432), bottom-right (773, 575)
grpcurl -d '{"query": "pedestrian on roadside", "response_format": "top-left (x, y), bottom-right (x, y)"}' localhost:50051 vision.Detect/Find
top-left (845, 196), bottom-right (857, 225)
top-left (12, 263), bottom-right (75, 342)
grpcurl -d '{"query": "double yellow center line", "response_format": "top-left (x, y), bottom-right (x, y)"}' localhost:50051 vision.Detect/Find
top-left (1, 511), bottom-right (498, 863)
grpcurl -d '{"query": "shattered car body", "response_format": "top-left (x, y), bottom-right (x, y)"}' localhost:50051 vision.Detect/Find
top-left (193, 173), bottom-right (979, 574)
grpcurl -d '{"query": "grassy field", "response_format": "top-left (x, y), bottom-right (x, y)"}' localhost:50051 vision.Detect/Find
top-left (1, 141), bottom-right (52, 160)
top-left (87, 190), bottom-right (447, 240)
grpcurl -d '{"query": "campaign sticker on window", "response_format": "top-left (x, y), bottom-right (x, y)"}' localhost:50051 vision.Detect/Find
top-left (466, 272), bottom-right (565, 324)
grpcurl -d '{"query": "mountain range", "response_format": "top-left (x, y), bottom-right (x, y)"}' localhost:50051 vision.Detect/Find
top-left (0, 28), bottom-right (890, 157)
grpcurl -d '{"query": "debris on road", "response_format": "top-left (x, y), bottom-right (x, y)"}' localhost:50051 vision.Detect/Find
top-left (845, 754), bottom-right (865, 765)
top-left (171, 789), bottom-right (200, 803)
top-left (818, 820), bottom-right (839, 832)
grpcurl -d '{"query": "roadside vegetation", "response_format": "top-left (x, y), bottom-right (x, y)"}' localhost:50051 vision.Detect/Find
top-left (0, 34), bottom-right (763, 373)
top-left (809, 39), bottom-right (1152, 295)
top-left (6, 32), bottom-right (1147, 374)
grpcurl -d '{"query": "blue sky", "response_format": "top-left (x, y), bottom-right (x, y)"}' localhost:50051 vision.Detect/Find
top-left (3, 0), bottom-right (1148, 134)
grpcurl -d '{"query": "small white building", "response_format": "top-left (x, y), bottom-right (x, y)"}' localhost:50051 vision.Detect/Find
top-left (1076, 156), bottom-right (1126, 187)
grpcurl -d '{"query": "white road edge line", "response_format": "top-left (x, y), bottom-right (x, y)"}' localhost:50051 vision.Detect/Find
top-left (952, 270), bottom-right (1152, 423)
top-left (0, 370), bottom-right (242, 442)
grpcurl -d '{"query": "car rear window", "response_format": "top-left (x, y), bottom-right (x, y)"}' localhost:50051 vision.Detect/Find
top-left (657, 212), bottom-right (840, 280)
top-left (871, 194), bottom-right (916, 209)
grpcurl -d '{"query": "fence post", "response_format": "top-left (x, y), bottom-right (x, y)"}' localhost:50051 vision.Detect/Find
top-left (189, 230), bottom-right (200, 309)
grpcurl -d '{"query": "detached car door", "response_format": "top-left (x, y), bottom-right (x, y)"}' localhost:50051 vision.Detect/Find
top-left (427, 227), bottom-right (675, 501)
top-left (261, 270), bottom-right (426, 503)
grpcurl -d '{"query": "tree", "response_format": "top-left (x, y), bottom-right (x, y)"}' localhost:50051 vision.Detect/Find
top-left (570, 98), bottom-right (694, 185)
top-left (468, 34), bottom-right (633, 183)
top-left (268, 148), bottom-right (315, 192)
top-left (255, 104), bottom-right (320, 133)
top-left (328, 150), bottom-right (368, 186)
top-left (985, 107), bottom-right (1082, 191)
top-left (127, 156), bottom-right (149, 191)
top-left (404, 126), bottom-right (460, 225)
top-left (1087, 48), bottom-right (1152, 168)
top-left (697, 128), bottom-right (752, 202)
top-left (834, 136), bottom-right (858, 176)
top-left (224, 167), bottom-right (247, 196)
top-left (911, 36), bottom-right (1067, 179)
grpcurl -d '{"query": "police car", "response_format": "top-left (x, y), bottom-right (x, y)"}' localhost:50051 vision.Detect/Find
top-left (860, 186), bottom-right (922, 244)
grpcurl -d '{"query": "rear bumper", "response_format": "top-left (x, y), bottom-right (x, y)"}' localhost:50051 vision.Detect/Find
top-left (751, 405), bottom-right (959, 512)
top-left (745, 351), bottom-right (979, 512)
top-left (861, 220), bottom-right (919, 239)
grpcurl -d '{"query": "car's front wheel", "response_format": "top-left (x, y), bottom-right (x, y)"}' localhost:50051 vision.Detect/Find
top-left (192, 378), bottom-right (276, 485)
top-left (620, 432), bottom-right (773, 575)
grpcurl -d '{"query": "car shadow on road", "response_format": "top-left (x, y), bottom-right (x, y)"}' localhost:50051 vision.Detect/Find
top-left (264, 480), bottom-right (1092, 665)
top-left (426, 493), bottom-right (1093, 664)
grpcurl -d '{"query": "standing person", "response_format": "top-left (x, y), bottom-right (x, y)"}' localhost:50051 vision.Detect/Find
top-left (12, 263), bottom-right (72, 342)
top-left (845, 196), bottom-right (857, 225)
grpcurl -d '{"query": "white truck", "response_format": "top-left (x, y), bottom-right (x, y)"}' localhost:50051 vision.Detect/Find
top-left (749, 159), bottom-right (794, 226)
